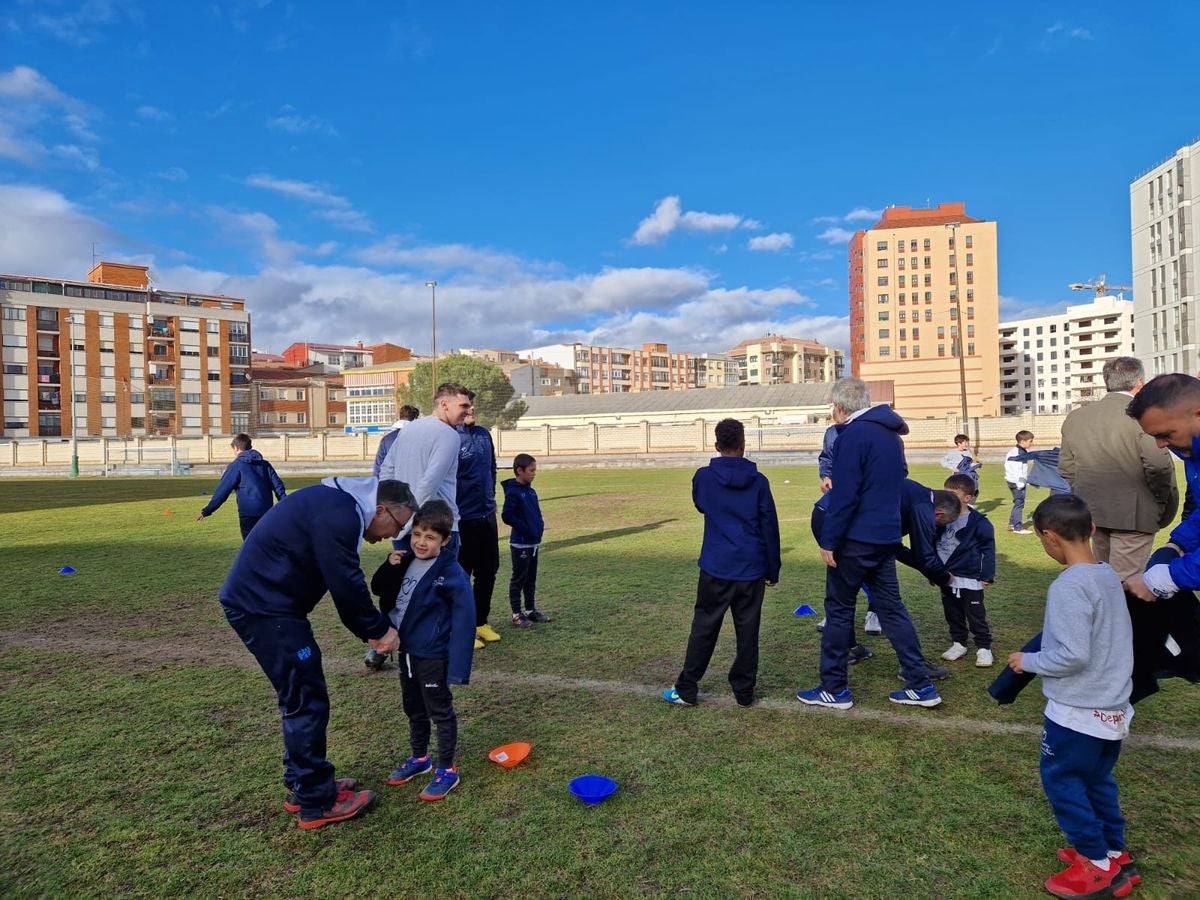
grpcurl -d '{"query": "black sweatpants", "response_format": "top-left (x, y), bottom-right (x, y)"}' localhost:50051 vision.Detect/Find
top-left (459, 515), bottom-right (500, 626)
top-left (399, 654), bottom-right (457, 769)
top-left (940, 585), bottom-right (992, 649)
top-left (674, 571), bottom-right (765, 705)
top-left (509, 545), bottom-right (539, 614)
top-left (238, 515), bottom-right (262, 541)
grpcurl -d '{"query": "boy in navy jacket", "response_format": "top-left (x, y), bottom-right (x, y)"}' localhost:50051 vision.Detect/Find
top-left (501, 454), bottom-right (547, 627)
top-left (935, 489), bottom-right (998, 667)
top-left (374, 500), bottom-right (475, 801)
top-left (196, 433), bottom-right (286, 540)
top-left (663, 418), bottom-right (780, 707)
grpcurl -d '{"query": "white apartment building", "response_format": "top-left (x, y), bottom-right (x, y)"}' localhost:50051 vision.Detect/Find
top-left (1131, 138), bottom-right (1199, 375)
top-left (518, 342), bottom-right (693, 393)
top-left (998, 296), bottom-right (1135, 415)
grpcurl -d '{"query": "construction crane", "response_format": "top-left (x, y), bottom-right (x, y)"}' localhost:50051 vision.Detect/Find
top-left (1068, 273), bottom-right (1133, 296)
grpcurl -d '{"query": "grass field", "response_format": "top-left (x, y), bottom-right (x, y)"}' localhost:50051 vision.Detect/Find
top-left (2, 464), bottom-right (1198, 898)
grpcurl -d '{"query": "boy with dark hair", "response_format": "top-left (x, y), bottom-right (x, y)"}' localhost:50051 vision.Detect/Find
top-left (374, 499), bottom-right (475, 801)
top-left (944, 473), bottom-right (979, 510)
top-left (663, 418), bottom-right (780, 707)
top-left (1009, 494), bottom-right (1139, 897)
top-left (196, 433), bottom-right (287, 540)
top-left (1005, 430), bottom-right (1035, 534)
top-left (502, 453), bottom-right (547, 627)
top-left (942, 433), bottom-right (982, 487)
top-left (935, 486), bottom-right (997, 667)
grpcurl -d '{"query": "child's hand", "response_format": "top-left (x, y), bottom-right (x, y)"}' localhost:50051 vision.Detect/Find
top-left (1007, 652), bottom-right (1024, 674)
top-left (388, 550), bottom-right (407, 565)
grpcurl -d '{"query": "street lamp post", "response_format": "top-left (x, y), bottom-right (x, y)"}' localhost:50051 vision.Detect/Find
top-left (68, 314), bottom-right (79, 478)
top-left (945, 222), bottom-right (972, 447)
top-left (425, 280), bottom-right (438, 405)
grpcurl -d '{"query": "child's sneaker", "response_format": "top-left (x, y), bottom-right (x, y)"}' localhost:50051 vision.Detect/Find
top-left (364, 648), bottom-right (388, 670)
top-left (975, 648), bottom-right (994, 667)
top-left (661, 687), bottom-right (694, 706)
top-left (1056, 849), bottom-right (1141, 887)
top-left (795, 686), bottom-right (854, 709)
top-left (941, 642), bottom-right (969, 661)
top-left (896, 664), bottom-right (952, 682)
top-left (815, 617), bottom-right (826, 632)
top-left (419, 766), bottom-right (460, 801)
top-left (888, 684), bottom-right (943, 707)
top-left (848, 643), bottom-right (874, 665)
top-left (284, 777), bottom-right (359, 813)
top-left (1009, 526), bottom-right (1033, 535)
top-left (1044, 855), bottom-right (1131, 898)
top-left (387, 754), bottom-right (433, 785)
top-left (474, 637), bottom-right (484, 651)
top-left (863, 611), bottom-right (882, 634)
top-left (525, 608), bottom-right (551, 623)
top-left (511, 612), bottom-right (534, 629)
top-left (476, 624), bottom-right (502, 643)
top-left (296, 788), bottom-right (374, 829)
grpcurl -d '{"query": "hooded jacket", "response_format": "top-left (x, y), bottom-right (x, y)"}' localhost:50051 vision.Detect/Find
top-left (502, 477), bottom-right (544, 545)
top-left (371, 542), bottom-right (476, 685)
top-left (456, 424), bottom-right (497, 520)
top-left (934, 508), bottom-right (997, 583)
top-left (819, 405), bottom-right (910, 551)
top-left (372, 421), bottom-right (408, 478)
top-left (218, 477), bottom-right (390, 641)
top-left (201, 449), bottom-right (286, 518)
top-left (692, 455), bottom-right (781, 583)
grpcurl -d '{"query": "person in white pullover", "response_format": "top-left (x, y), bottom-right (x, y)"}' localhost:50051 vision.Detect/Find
top-left (1004, 430), bottom-right (1034, 534)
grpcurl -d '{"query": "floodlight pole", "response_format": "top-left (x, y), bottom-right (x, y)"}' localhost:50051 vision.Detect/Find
top-left (425, 280), bottom-right (438, 406)
top-left (68, 314), bottom-right (79, 478)
top-left (945, 222), bottom-right (973, 449)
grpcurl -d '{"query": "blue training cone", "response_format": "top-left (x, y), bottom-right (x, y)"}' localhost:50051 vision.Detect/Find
top-left (793, 604), bottom-right (816, 616)
top-left (58, 566), bottom-right (77, 575)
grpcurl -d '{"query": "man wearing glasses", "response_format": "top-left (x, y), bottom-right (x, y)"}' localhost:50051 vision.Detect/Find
top-left (219, 475), bottom-right (417, 829)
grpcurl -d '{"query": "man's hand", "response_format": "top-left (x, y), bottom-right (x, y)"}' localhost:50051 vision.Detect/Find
top-left (765, 580), bottom-right (778, 588)
top-left (195, 512), bottom-right (206, 522)
top-left (1007, 652), bottom-right (1024, 674)
top-left (1123, 575), bottom-right (1158, 603)
top-left (820, 548), bottom-right (837, 568)
top-left (819, 476), bottom-right (833, 494)
top-left (370, 628), bottom-right (400, 654)
top-left (387, 550), bottom-right (407, 565)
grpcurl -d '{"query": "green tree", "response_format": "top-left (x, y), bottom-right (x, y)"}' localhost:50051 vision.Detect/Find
top-left (399, 356), bottom-right (528, 429)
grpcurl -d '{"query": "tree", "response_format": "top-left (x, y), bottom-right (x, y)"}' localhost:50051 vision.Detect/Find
top-left (399, 356), bottom-right (528, 429)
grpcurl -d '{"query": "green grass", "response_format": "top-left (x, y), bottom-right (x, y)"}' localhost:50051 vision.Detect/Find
top-left (2, 466), bottom-right (1198, 898)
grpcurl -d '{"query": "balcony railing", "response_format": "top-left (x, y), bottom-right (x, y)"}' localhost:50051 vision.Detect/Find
top-left (35, 317), bottom-right (59, 332)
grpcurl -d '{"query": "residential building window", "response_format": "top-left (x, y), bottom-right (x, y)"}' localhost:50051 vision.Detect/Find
top-left (924, 292), bottom-right (932, 303)
top-left (2, 306), bottom-right (25, 320)
top-left (296, 389), bottom-right (306, 401)
top-left (924, 239), bottom-right (931, 250)
top-left (938, 343), bottom-right (945, 356)
top-left (899, 346), bottom-right (907, 358)
top-left (877, 294), bottom-right (889, 303)
top-left (898, 293), bottom-right (906, 304)
top-left (937, 327), bottom-right (945, 339)
top-left (208, 346), bottom-right (219, 357)
top-left (966, 271), bottom-right (974, 284)
top-left (898, 275), bottom-right (907, 287)
top-left (965, 235), bottom-right (973, 248)
top-left (879, 347), bottom-right (890, 356)
top-left (967, 290), bottom-right (974, 301)
top-left (877, 258), bottom-right (888, 268)
top-left (297, 412), bottom-right (306, 424)
top-left (966, 306), bottom-right (974, 319)
top-left (877, 276), bottom-right (888, 286)
top-left (878, 329), bottom-right (890, 339)
top-left (878, 311), bottom-right (889, 321)
top-left (924, 309), bottom-right (932, 321)
top-left (899, 328), bottom-right (907, 339)
top-left (965, 253), bottom-right (973, 265)
top-left (876, 240), bottom-right (888, 250)
top-left (913, 346), bottom-right (921, 358)
top-left (912, 327), bottom-right (920, 339)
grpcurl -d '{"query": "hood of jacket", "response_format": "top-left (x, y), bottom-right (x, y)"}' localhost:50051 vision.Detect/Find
top-left (238, 448), bottom-right (265, 465)
top-left (853, 404), bottom-right (910, 435)
top-left (706, 455), bottom-right (760, 490)
top-left (320, 475), bottom-right (378, 535)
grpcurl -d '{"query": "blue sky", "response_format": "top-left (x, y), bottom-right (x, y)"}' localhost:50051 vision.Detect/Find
top-left (1, 1), bottom-right (1197, 355)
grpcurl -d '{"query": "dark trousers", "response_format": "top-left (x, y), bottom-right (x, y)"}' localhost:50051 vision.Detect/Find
top-left (821, 541), bottom-right (930, 692)
top-left (1006, 482), bottom-right (1026, 530)
top-left (399, 655), bottom-right (457, 769)
top-left (509, 545), bottom-right (539, 614)
top-left (674, 572), bottom-right (766, 704)
top-left (459, 515), bottom-right (500, 626)
top-left (222, 606), bottom-right (335, 814)
top-left (239, 516), bottom-right (262, 541)
top-left (940, 585), bottom-right (992, 649)
top-left (1040, 717), bottom-right (1125, 861)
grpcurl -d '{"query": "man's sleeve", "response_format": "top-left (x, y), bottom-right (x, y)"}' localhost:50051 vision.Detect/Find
top-left (201, 463), bottom-right (239, 516)
top-left (377, 434), bottom-right (398, 483)
top-left (314, 508), bottom-right (390, 641)
top-left (760, 479), bottom-right (781, 582)
top-left (445, 573), bottom-right (477, 685)
top-left (1057, 435), bottom-right (1076, 486)
top-left (818, 427), bottom-right (836, 480)
top-left (268, 463), bottom-right (287, 500)
top-left (1139, 433), bottom-right (1179, 527)
top-left (980, 519), bottom-right (997, 582)
top-left (372, 436), bottom-right (390, 479)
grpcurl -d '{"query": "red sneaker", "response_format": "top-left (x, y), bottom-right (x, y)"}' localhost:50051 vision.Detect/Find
top-left (1045, 855), bottom-right (1131, 898)
top-left (296, 789), bottom-right (374, 830)
top-left (284, 777), bottom-right (360, 813)
top-left (1056, 848), bottom-right (1141, 887)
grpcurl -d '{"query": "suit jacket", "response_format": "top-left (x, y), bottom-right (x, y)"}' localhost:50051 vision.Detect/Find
top-left (1059, 391), bottom-right (1178, 533)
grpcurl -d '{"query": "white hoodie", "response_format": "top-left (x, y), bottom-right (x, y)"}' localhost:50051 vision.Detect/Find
top-left (321, 475), bottom-right (378, 537)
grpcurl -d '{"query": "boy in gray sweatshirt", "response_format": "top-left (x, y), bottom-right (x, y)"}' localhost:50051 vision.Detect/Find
top-left (1008, 494), bottom-right (1139, 899)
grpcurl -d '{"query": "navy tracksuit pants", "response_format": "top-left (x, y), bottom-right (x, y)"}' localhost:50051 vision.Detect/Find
top-left (674, 571), bottom-right (766, 705)
top-left (459, 515), bottom-right (500, 626)
top-left (1040, 717), bottom-right (1126, 860)
top-left (222, 606), bottom-right (337, 814)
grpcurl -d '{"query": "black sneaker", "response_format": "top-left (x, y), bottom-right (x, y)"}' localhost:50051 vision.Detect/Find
top-left (897, 664), bottom-right (952, 682)
top-left (511, 612), bottom-right (534, 629)
top-left (525, 608), bottom-right (551, 623)
top-left (848, 644), bottom-right (875, 665)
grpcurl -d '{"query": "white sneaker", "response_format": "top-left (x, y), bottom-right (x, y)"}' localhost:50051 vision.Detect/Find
top-left (815, 617), bottom-right (826, 632)
top-left (864, 611), bottom-right (882, 634)
top-left (941, 642), bottom-right (969, 661)
top-left (975, 648), bottom-right (994, 667)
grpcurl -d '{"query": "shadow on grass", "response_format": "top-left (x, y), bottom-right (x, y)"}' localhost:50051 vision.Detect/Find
top-left (541, 519), bottom-right (677, 552)
top-left (976, 498), bottom-right (1004, 515)
top-left (0, 475), bottom-right (326, 514)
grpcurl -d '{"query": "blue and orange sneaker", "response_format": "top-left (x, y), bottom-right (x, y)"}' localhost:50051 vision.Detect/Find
top-left (387, 754), bottom-right (433, 786)
top-left (284, 777), bottom-right (359, 813)
top-left (297, 788), bottom-right (374, 830)
top-left (419, 766), bottom-right (460, 801)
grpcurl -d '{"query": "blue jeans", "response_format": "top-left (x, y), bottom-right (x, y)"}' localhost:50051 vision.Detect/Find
top-left (1040, 717), bottom-right (1125, 860)
top-left (820, 541), bottom-right (930, 692)
top-left (1007, 482), bottom-right (1026, 530)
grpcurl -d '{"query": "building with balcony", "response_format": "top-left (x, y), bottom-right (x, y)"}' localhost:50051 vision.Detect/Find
top-left (505, 359), bottom-right (580, 397)
top-left (687, 353), bottom-right (737, 388)
top-left (460, 348), bottom-right (522, 366)
top-left (2, 261), bottom-right (251, 438)
top-left (727, 336), bottom-right (843, 386)
top-left (518, 342), bottom-right (694, 393)
top-left (998, 296), bottom-right (1136, 415)
top-left (250, 367), bottom-right (346, 433)
top-left (1132, 138), bottom-right (1199, 376)
top-left (342, 359), bottom-right (419, 432)
top-left (279, 341), bottom-right (412, 372)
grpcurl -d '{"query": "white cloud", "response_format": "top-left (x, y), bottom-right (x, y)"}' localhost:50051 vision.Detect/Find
top-left (631, 195), bottom-right (759, 245)
top-left (0, 65), bottom-right (65, 103)
top-left (740, 218), bottom-right (763, 231)
top-left (1045, 23), bottom-right (1093, 40)
top-left (0, 65), bottom-right (98, 169)
top-left (0, 184), bottom-right (120, 277)
top-left (209, 208), bottom-right (307, 265)
top-left (245, 174), bottom-right (372, 232)
top-left (817, 227), bottom-right (854, 245)
top-left (153, 166), bottom-right (188, 182)
top-left (136, 104), bottom-right (172, 122)
top-left (747, 232), bottom-right (794, 252)
top-left (28, 0), bottom-right (143, 46)
top-left (266, 106), bottom-right (338, 136)
top-left (356, 238), bottom-right (530, 277)
top-left (844, 207), bottom-right (882, 222)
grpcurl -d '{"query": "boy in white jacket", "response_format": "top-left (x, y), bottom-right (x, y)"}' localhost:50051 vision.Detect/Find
top-left (1004, 430), bottom-right (1034, 534)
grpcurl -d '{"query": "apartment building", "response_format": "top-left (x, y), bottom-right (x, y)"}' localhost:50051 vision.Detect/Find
top-left (849, 202), bottom-right (1000, 419)
top-left (519, 342), bottom-right (694, 393)
top-left (504, 359), bottom-right (579, 397)
top-left (1131, 138), bottom-right (1199, 376)
top-left (251, 367), bottom-right (346, 433)
top-left (687, 353), bottom-right (737, 388)
top-left (342, 359), bottom-right (419, 432)
top-left (998, 295), bottom-right (1135, 415)
top-left (2, 261), bottom-right (251, 439)
top-left (727, 336), bottom-right (843, 386)
top-left (280, 341), bottom-right (412, 372)
top-left (460, 348), bottom-right (521, 366)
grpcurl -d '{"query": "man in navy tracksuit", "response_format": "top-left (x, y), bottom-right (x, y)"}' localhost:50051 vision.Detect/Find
top-left (663, 418), bottom-right (780, 707)
top-left (797, 378), bottom-right (942, 710)
top-left (219, 476), bottom-right (415, 829)
top-left (456, 396), bottom-right (502, 644)
top-left (196, 433), bottom-right (287, 540)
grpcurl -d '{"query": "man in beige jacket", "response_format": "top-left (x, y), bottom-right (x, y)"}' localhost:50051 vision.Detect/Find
top-left (1059, 356), bottom-right (1179, 581)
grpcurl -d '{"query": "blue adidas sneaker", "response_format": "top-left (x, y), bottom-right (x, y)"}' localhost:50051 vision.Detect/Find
top-left (387, 754), bottom-right (433, 786)
top-left (795, 686), bottom-right (854, 709)
top-left (888, 684), bottom-right (943, 707)
top-left (419, 766), bottom-right (460, 802)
